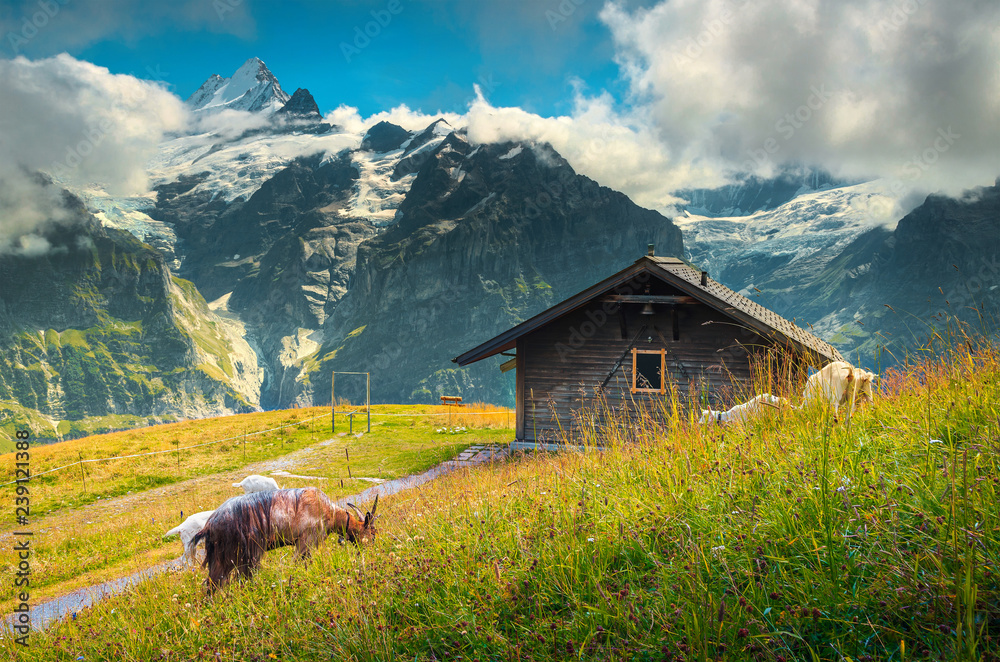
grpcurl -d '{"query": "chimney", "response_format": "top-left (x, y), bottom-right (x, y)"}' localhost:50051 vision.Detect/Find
top-left (700, 271), bottom-right (708, 286)
top-left (647, 244), bottom-right (655, 257)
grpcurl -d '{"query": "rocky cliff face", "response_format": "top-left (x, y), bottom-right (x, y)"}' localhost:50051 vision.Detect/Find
top-left (0, 180), bottom-right (260, 440)
top-left (678, 169), bottom-right (846, 217)
top-left (298, 132), bottom-right (683, 405)
top-left (277, 88), bottom-right (322, 120)
top-left (144, 122), bottom-right (682, 408)
top-left (681, 178), bottom-right (1000, 366)
top-left (805, 179), bottom-right (1000, 360)
top-left (150, 151), bottom-right (379, 408)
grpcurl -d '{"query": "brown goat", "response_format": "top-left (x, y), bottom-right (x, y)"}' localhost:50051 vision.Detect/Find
top-left (192, 487), bottom-right (378, 591)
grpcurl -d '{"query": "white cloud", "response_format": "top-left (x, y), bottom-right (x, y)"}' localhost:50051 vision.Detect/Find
top-left (6, 8), bottom-right (998, 254)
top-left (0, 54), bottom-right (189, 254)
top-left (600, 0), bottom-right (1000, 197)
top-left (464, 86), bottom-right (719, 211)
top-left (0, 0), bottom-right (254, 58)
top-left (0, 54), bottom-right (189, 195)
top-left (190, 107), bottom-right (273, 141)
top-left (326, 1), bottom-right (995, 213)
top-left (14, 233), bottom-right (53, 257)
top-left (0, 166), bottom-right (73, 255)
top-left (324, 103), bottom-right (466, 135)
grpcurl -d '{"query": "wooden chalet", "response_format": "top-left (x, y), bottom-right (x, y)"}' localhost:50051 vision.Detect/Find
top-left (453, 247), bottom-right (843, 446)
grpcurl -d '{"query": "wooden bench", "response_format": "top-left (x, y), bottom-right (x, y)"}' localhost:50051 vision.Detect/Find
top-left (440, 396), bottom-right (465, 407)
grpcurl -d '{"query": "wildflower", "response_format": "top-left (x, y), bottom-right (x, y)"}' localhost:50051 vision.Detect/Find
top-left (737, 628), bottom-right (749, 638)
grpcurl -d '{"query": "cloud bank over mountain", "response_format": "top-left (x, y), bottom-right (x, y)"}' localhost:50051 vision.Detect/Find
top-left (3, 0), bottom-right (999, 235)
top-left (321, 0), bottom-right (1000, 212)
top-left (0, 54), bottom-right (188, 193)
top-left (600, 0), bottom-right (1000, 197)
top-left (0, 55), bottom-right (188, 252)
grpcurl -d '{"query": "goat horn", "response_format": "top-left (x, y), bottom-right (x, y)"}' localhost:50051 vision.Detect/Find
top-left (369, 494), bottom-right (379, 519)
top-left (345, 502), bottom-right (364, 519)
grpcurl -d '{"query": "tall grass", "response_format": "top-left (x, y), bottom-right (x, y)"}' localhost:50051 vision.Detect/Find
top-left (0, 407), bottom-right (334, 516)
top-left (9, 339), bottom-right (1000, 661)
top-left (443, 402), bottom-right (515, 430)
top-left (0, 405), bottom-right (511, 616)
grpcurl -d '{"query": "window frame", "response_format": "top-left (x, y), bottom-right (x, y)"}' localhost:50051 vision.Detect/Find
top-left (631, 347), bottom-right (667, 394)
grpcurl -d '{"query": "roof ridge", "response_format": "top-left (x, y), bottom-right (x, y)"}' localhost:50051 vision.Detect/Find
top-left (455, 255), bottom-right (844, 366)
top-left (653, 260), bottom-right (842, 361)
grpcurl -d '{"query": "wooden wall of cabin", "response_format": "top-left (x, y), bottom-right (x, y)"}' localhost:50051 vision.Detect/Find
top-left (515, 284), bottom-right (793, 442)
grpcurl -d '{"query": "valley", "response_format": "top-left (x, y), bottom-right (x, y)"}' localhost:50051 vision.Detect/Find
top-left (2, 56), bottom-right (998, 440)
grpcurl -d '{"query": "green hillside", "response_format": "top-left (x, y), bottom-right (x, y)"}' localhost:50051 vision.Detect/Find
top-left (12, 337), bottom-right (1000, 661)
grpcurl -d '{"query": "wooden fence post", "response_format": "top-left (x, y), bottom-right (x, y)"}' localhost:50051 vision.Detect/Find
top-left (78, 452), bottom-right (86, 492)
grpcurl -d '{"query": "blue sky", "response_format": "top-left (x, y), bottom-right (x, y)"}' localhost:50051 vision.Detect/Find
top-left (2, 0), bottom-right (652, 117)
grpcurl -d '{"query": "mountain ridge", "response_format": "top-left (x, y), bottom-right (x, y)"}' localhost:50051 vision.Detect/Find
top-left (6, 57), bottom-right (997, 433)
top-left (186, 57), bottom-right (290, 114)
top-left (0, 179), bottom-right (260, 440)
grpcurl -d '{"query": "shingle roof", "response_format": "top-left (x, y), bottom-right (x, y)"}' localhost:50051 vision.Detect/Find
top-left (454, 254), bottom-right (843, 366)
top-left (647, 256), bottom-right (844, 363)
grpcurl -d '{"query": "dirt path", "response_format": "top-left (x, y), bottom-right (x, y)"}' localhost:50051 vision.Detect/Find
top-left (3, 443), bottom-right (509, 632)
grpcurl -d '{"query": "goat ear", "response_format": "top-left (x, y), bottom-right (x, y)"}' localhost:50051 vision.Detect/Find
top-left (363, 495), bottom-right (379, 528)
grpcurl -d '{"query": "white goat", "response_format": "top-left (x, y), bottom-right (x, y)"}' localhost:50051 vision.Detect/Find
top-left (700, 393), bottom-right (789, 425)
top-left (802, 361), bottom-right (876, 414)
top-left (233, 474), bottom-right (280, 493)
top-left (164, 510), bottom-right (214, 564)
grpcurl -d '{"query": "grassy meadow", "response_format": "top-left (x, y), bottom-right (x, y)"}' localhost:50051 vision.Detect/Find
top-left (0, 403), bottom-right (513, 616)
top-left (4, 339), bottom-right (1000, 661)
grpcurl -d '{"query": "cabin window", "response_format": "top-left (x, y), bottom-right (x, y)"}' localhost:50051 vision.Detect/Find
top-left (631, 348), bottom-right (666, 394)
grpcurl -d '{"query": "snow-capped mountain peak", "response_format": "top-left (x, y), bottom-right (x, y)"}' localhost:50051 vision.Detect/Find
top-left (186, 57), bottom-right (290, 114)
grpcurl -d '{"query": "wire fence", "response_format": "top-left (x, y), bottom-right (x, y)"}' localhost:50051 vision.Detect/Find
top-left (3, 408), bottom-right (514, 488)
top-left (367, 410), bottom-right (509, 417)
top-left (0, 412), bottom-right (328, 488)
